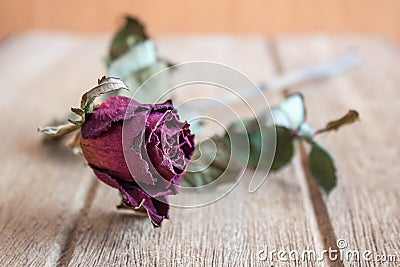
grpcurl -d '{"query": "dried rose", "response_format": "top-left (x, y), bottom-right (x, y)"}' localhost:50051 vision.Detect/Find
top-left (80, 96), bottom-right (195, 226)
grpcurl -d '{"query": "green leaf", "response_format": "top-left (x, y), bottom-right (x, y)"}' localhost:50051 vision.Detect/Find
top-left (107, 40), bottom-right (158, 81)
top-left (270, 126), bottom-right (295, 171)
top-left (308, 141), bottom-right (337, 193)
top-left (228, 128), bottom-right (251, 167)
top-left (105, 33), bottom-right (172, 103)
top-left (127, 61), bottom-right (173, 103)
top-left (105, 16), bottom-right (175, 104)
top-left (270, 108), bottom-right (292, 128)
top-left (279, 93), bottom-right (306, 129)
top-left (182, 135), bottom-right (242, 187)
top-left (248, 126), bottom-right (294, 171)
top-left (257, 93), bottom-right (306, 130)
top-left (227, 118), bottom-right (257, 134)
top-left (107, 16), bottom-right (148, 64)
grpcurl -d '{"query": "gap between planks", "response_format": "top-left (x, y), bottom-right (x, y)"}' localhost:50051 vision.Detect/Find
top-left (267, 39), bottom-right (344, 267)
top-left (55, 179), bottom-right (100, 267)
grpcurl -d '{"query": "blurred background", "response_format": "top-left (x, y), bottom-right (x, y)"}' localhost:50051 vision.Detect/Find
top-left (1, 0), bottom-right (399, 44)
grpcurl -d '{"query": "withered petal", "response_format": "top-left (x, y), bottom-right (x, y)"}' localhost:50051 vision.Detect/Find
top-left (91, 167), bottom-right (169, 227)
top-left (82, 96), bottom-right (143, 138)
top-left (80, 96), bottom-right (195, 227)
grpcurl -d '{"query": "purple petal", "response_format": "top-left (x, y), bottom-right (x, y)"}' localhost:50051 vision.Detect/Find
top-left (142, 196), bottom-right (170, 227)
top-left (91, 167), bottom-right (145, 209)
top-left (80, 96), bottom-right (195, 227)
top-left (82, 96), bottom-right (143, 139)
top-left (91, 167), bottom-right (170, 227)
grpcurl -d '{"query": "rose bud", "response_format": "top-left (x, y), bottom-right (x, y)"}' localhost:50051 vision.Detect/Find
top-left (80, 96), bottom-right (195, 226)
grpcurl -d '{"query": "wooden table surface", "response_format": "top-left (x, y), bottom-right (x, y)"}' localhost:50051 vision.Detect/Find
top-left (0, 32), bottom-right (399, 267)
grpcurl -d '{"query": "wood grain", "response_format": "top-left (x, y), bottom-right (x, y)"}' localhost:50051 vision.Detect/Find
top-left (275, 36), bottom-right (400, 266)
top-left (1, 32), bottom-right (398, 266)
top-left (0, 33), bottom-right (107, 266)
top-left (64, 36), bottom-right (322, 266)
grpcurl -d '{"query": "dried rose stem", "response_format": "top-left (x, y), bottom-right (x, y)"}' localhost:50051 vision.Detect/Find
top-left (180, 50), bottom-right (360, 112)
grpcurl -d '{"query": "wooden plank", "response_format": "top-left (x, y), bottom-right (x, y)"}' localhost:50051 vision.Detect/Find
top-left (0, 33), bottom-right (110, 266)
top-left (66, 36), bottom-right (323, 266)
top-left (275, 36), bottom-right (400, 266)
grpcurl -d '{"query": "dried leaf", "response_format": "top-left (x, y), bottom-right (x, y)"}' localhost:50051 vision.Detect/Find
top-left (105, 17), bottom-right (173, 104)
top-left (66, 130), bottom-right (82, 155)
top-left (67, 119), bottom-right (83, 126)
top-left (317, 110), bottom-right (360, 134)
top-left (38, 123), bottom-right (80, 137)
top-left (71, 107), bottom-right (84, 116)
top-left (80, 76), bottom-right (130, 112)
